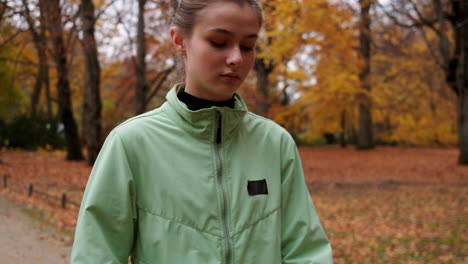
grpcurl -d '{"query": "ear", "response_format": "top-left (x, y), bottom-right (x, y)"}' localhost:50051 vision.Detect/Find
top-left (170, 26), bottom-right (186, 56)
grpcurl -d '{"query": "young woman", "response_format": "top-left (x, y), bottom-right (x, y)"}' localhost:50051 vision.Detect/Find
top-left (71, 0), bottom-right (333, 263)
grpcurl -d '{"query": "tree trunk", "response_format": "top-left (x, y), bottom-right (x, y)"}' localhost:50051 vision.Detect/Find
top-left (30, 54), bottom-right (46, 119)
top-left (81, 0), bottom-right (102, 166)
top-left (435, 0), bottom-right (451, 73)
top-left (458, 88), bottom-right (468, 164)
top-left (340, 110), bottom-right (347, 148)
top-left (44, 60), bottom-right (52, 121)
top-left (38, 0), bottom-right (52, 121)
top-left (22, 0), bottom-right (49, 120)
top-left (254, 57), bottom-right (272, 117)
top-left (31, 43), bottom-right (49, 119)
top-left (135, 0), bottom-right (148, 115)
top-left (456, 0), bottom-right (468, 165)
top-left (45, 0), bottom-right (84, 160)
top-left (356, 0), bottom-right (374, 150)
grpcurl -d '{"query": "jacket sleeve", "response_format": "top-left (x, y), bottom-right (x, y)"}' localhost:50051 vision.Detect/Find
top-left (280, 138), bottom-right (333, 264)
top-left (71, 131), bottom-right (137, 264)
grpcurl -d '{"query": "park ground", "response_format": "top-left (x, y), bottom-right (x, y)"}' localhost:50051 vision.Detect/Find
top-left (0, 195), bottom-right (71, 263)
top-left (0, 146), bottom-right (467, 263)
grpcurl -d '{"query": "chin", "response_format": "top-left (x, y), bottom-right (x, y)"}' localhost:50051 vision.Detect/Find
top-left (221, 84), bottom-right (241, 96)
top-left (208, 81), bottom-right (237, 93)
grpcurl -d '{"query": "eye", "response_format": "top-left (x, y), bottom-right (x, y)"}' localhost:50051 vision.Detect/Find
top-left (210, 41), bottom-right (227, 49)
top-left (241, 45), bottom-right (255, 52)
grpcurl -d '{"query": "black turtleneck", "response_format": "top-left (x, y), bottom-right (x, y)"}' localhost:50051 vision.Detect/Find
top-left (177, 90), bottom-right (235, 111)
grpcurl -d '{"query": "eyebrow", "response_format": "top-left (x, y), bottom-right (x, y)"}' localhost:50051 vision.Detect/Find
top-left (208, 28), bottom-right (258, 39)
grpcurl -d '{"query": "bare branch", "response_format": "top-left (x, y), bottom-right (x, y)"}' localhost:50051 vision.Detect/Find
top-left (0, 56), bottom-right (37, 66)
top-left (0, 0), bottom-right (8, 23)
top-left (408, 0), bottom-right (437, 28)
top-left (67, 27), bottom-right (79, 69)
top-left (377, 1), bottom-right (418, 28)
top-left (21, 0), bottom-right (43, 51)
top-left (0, 28), bottom-right (24, 48)
top-left (96, 0), bottom-right (118, 20)
top-left (113, 4), bottom-right (137, 66)
top-left (8, 40), bottom-right (28, 92)
top-left (418, 29), bottom-right (444, 68)
top-left (145, 66), bottom-right (175, 105)
top-left (0, 2), bottom-right (23, 22)
top-left (64, 4), bottom-right (81, 53)
top-left (377, 0), bottom-right (439, 35)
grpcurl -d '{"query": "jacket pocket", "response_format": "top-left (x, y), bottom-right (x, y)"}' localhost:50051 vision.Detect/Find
top-left (133, 208), bottom-right (223, 264)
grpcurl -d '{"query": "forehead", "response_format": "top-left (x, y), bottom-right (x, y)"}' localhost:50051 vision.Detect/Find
top-left (194, 2), bottom-right (260, 37)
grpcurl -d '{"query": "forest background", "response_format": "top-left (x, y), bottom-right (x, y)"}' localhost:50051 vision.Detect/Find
top-left (0, 0), bottom-right (467, 166)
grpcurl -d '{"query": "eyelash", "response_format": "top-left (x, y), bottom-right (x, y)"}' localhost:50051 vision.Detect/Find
top-left (241, 46), bottom-right (254, 52)
top-left (210, 41), bottom-right (254, 52)
top-left (210, 41), bottom-right (226, 48)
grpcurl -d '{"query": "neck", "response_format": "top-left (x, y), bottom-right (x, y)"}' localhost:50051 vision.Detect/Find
top-left (178, 89), bottom-right (235, 111)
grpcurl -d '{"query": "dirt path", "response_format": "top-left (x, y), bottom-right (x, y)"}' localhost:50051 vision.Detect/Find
top-left (0, 195), bottom-right (71, 264)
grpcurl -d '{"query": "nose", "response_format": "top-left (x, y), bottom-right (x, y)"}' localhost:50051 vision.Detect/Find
top-left (226, 46), bottom-right (243, 66)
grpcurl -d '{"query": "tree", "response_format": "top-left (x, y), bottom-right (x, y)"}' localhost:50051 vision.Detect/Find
top-left (371, 21), bottom-right (457, 146)
top-left (0, 45), bottom-right (25, 121)
top-left (457, 0), bottom-right (468, 164)
top-left (135, 0), bottom-right (148, 115)
top-left (0, 0), bottom-right (7, 23)
top-left (267, 0), bottom-right (361, 142)
top-left (45, 0), bottom-right (84, 160)
top-left (132, 0), bottom-right (173, 114)
top-left (80, 0), bottom-right (102, 165)
top-left (254, 0), bottom-right (304, 117)
top-left (21, 0), bottom-right (52, 121)
top-left (381, 0), bottom-right (468, 164)
top-left (254, 55), bottom-right (274, 117)
top-left (357, 0), bottom-right (375, 149)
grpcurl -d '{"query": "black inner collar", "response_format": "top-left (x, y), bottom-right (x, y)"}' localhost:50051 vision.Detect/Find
top-left (178, 89), bottom-right (235, 111)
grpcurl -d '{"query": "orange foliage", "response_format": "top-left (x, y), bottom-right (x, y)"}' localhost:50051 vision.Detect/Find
top-left (0, 0), bottom-right (461, 149)
top-left (264, 1), bottom-right (457, 147)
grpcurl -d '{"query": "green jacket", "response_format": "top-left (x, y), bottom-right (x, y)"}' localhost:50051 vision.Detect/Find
top-left (71, 85), bottom-right (333, 264)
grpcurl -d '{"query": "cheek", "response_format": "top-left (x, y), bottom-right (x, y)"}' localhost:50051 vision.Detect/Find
top-left (186, 45), bottom-right (212, 74)
top-left (243, 52), bottom-right (256, 70)
top-left (192, 44), bottom-right (224, 68)
top-left (204, 51), bottom-right (225, 67)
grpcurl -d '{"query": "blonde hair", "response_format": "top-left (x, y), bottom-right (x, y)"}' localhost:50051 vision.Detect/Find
top-left (170, 0), bottom-right (263, 36)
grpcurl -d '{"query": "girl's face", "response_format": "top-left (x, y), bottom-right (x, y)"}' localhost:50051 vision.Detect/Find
top-left (171, 2), bottom-right (260, 101)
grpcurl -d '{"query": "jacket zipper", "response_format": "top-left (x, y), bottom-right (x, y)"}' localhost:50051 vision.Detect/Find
top-left (214, 112), bottom-right (232, 264)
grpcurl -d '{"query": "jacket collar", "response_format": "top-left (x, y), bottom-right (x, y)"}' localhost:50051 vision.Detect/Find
top-left (165, 84), bottom-right (248, 143)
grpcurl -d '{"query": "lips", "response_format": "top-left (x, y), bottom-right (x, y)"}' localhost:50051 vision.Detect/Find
top-left (220, 73), bottom-right (241, 81)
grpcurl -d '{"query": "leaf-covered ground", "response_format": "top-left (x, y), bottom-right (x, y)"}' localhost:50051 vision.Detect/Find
top-left (0, 147), bottom-right (467, 263)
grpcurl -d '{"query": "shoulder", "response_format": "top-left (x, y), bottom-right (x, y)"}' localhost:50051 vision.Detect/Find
top-left (104, 103), bottom-right (173, 148)
top-left (112, 104), bottom-right (168, 136)
top-left (243, 112), bottom-right (296, 147)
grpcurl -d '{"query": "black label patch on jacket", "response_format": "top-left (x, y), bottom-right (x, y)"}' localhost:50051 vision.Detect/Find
top-left (247, 179), bottom-right (268, 196)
